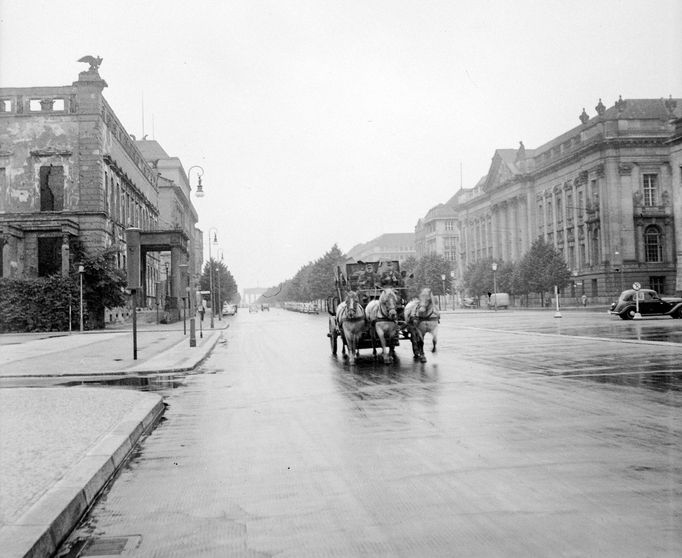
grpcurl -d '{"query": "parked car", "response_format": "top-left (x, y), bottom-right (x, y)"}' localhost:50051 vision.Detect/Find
top-left (223, 303), bottom-right (237, 315)
top-left (609, 289), bottom-right (682, 320)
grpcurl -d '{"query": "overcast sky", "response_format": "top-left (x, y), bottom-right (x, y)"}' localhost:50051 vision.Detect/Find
top-left (1, 0), bottom-right (680, 289)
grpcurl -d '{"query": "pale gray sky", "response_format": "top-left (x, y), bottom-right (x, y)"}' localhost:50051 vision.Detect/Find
top-left (1, 0), bottom-right (680, 289)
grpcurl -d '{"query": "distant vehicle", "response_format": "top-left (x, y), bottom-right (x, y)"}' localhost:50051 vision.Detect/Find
top-left (223, 303), bottom-right (237, 315)
top-left (261, 303), bottom-right (270, 311)
top-left (249, 304), bottom-right (259, 313)
top-left (462, 297), bottom-right (477, 309)
top-left (609, 289), bottom-right (682, 320)
top-left (487, 293), bottom-right (509, 309)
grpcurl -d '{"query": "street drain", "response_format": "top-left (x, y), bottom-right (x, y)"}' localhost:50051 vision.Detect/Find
top-left (79, 535), bottom-right (141, 556)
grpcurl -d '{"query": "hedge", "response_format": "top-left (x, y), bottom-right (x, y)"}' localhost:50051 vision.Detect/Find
top-left (0, 276), bottom-right (83, 333)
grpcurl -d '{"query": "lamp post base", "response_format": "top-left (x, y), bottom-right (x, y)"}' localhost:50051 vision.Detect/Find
top-left (189, 317), bottom-right (197, 347)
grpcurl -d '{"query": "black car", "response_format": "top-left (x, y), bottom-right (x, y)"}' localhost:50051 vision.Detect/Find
top-left (609, 289), bottom-right (682, 320)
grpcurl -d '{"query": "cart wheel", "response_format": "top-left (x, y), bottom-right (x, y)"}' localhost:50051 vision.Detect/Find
top-left (329, 317), bottom-right (338, 355)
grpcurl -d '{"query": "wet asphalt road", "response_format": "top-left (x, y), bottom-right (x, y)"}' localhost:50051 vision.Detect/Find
top-left (57, 309), bottom-right (680, 557)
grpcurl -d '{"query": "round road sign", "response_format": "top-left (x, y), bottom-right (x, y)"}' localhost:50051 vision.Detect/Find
top-left (632, 282), bottom-right (641, 291)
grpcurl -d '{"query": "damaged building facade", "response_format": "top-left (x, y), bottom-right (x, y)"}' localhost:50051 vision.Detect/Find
top-left (415, 97), bottom-right (682, 303)
top-left (0, 65), bottom-right (202, 321)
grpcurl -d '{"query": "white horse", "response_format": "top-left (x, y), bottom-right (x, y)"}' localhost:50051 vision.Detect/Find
top-left (365, 288), bottom-right (399, 363)
top-left (335, 291), bottom-right (366, 365)
top-left (404, 288), bottom-right (440, 362)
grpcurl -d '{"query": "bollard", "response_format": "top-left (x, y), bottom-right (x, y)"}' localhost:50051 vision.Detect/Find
top-left (189, 317), bottom-right (197, 347)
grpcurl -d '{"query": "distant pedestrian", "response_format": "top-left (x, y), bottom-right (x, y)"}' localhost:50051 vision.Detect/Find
top-left (198, 305), bottom-right (205, 322)
top-left (581, 294), bottom-right (587, 307)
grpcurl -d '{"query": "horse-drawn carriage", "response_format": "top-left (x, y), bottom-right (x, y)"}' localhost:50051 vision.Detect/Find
top-left (328, 260), bottom-right (438, 364)
top-left (327, 260), bottom-right (441, 364)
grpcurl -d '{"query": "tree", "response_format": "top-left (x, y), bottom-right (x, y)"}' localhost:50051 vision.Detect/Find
top-left (516, 238), bottom-right (572, 305)
top-left (463, 258), bottom-right (494, 298)
top-left (200, 258), bottom-right (239, 313)
top-left (79, 248), bottom-right (127, 329)
top-left (307, 245), bottom-right (345, 300)
top-left (411, 254), bottom-right (452, 297)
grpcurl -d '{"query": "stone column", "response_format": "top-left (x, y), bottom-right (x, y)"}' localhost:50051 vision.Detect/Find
top-left (490, 206), bottom-right (498, 259)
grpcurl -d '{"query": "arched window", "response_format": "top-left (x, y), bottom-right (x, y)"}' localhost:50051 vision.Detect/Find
top-left (644, 225), bottom-right (662, 262)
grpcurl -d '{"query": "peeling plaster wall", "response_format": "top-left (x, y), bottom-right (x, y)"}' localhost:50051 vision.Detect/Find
top-left (0, 117), bottom-right (79, 213)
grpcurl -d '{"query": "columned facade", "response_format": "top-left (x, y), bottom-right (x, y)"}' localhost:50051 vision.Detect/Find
top-left (416, 97), bottom-right (681, 299)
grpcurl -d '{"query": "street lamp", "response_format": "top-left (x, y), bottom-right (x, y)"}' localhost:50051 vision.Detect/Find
top-left (78, 264), bottom-right (85, 331)
top-left (614, 250), bottom-right (624, 293)
top-left (207, 228), bottom-right (218, 328)
top-left (491, 262), bottom-right (498, 312)
top-left (187, 166), bottom-right (205, 198)
top-left (441, 274), bottom-right (446, 310)
top-left (216, 250), bottom-right (223, 321)
top-left (179, 263), bottom-right (188, 335)
top-left (450, 270), bottom-right (455, 310)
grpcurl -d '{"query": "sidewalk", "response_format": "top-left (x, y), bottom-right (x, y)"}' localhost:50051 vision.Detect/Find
top-left (0, 316), bottom-right (227, 558)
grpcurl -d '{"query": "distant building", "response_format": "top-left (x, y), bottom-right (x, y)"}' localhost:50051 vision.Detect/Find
top-left (346, 233), bottom-right (415, 263)
top-left (0, 65), bottom-right (203, 321)
top-left (416, 97), bottom-right (681, 299)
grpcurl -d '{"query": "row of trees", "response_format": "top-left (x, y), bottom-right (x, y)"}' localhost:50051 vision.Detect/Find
top-left (259, 245), bottom-right (346, 304)
top-left (258, 238), bottom-right (572, 308)
top-left (462, 239), bottom-right (572, 304)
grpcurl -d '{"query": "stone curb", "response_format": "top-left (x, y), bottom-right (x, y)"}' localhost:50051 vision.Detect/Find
top-left (0, 396), bottom-right (165, 558)
top-left (0, 330), bottom-right (224, 380)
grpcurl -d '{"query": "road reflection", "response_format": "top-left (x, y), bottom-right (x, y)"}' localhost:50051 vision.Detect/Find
top-left (331, 354), bottom-right (441, 406)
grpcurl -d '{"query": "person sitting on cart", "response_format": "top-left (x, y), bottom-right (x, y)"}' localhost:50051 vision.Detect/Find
top-left (378, 261), bottom-right (402, 288)
top-left (359, 263), bottom-right (377, 290)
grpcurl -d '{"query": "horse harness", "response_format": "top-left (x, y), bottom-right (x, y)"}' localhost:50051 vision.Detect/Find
top-left (413, 303), bottom-right (440, 324)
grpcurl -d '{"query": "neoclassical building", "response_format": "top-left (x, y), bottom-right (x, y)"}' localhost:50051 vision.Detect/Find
top-left (347, 232), bottom-right (415, 263)
top-left (416, 96), bottom-right (681, 300)
top-left (0, 64), bottom-right (203, 319)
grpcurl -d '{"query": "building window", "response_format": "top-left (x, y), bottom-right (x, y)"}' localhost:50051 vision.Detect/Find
top-left (644, 225), bottom-right (662, 262)
top-left (642, 174), bottom-right (657, 207)
top-left (591, 278), bottom-right (598, 297)
top-left (445, 220), bottom-right (455, 231)
top-left (649, 276), bottom-right (664, 293)
top-left (39, 165), bottom-right (64, 211)
top-left (556, 194), bottom-right (563, 223)
top-left (38, 237), bottom-right (61, 277)
top-left (546, 200), bottom-right (553, 224)
top-left (537, 203), bottom-right (543, 229)
top-left (577, 190), bottom-right (584, 221)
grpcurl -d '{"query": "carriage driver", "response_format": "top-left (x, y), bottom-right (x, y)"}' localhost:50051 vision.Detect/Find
top-left (359, 263), bottom-right (376, 290)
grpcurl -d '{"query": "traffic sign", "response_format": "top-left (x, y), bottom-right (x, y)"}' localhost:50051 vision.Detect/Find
top-left (632, 282), bottom-right (641, 291)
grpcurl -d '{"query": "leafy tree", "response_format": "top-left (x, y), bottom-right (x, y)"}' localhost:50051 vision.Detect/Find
top-left (79, 248), bottom-right (127, 329)
top-left (516, 238), bottom-right (572, 305)
top-left (411, 254), bottom-right (452, 297)
top-left (463, 257), bottom-right (517, 298)
top-left (200, 258), bottom-right (239, 313)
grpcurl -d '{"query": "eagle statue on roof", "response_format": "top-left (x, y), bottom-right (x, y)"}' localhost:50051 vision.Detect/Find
top-left (77, 55), bottom-right (103, 72)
